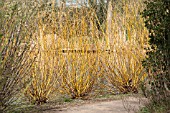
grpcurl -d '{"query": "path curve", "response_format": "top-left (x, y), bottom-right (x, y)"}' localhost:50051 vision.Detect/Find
top-left (43, 97), bottom-right (147, 113)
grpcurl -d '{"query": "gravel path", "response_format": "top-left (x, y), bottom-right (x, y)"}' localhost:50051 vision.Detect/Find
top-left (43, 97), bottom-right (147, 113)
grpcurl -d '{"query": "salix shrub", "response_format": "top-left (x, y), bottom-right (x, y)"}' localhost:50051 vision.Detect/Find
top-left (23, 0), bottom-right (151, 103)
top-left (100, 0), bottom-right (149, 94)
top-left (24, 4), bottom-right (59, 103)
top-left (0, 0), bottom-right (38, 112)
top-left (53, 4), bottom-right (103, 99)
top-left (57, 51), bottom-right (101, 99)
top-left (101, 44), bottom-right (147, 94)
top-left (23, 1), bottom-right (102, 103)
top-left (25, 25), bottom-right (58, 104)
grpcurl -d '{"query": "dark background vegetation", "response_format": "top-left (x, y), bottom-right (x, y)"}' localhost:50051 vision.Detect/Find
top-left (141, 0), bottom-right (170, 112)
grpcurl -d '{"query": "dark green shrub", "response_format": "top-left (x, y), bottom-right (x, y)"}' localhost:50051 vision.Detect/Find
top-left (142, 0), bottom-right (170, 112)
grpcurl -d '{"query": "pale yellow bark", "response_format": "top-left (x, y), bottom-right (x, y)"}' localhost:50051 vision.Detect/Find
top-left (106, 0), bottom-right (112, 50)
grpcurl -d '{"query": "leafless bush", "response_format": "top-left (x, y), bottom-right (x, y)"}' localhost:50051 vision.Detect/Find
top-left (0, 0), bottom-right (40, 112)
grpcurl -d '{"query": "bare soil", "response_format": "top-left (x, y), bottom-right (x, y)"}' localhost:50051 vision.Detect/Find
top-left (42, 96), bottom-right (148, 113)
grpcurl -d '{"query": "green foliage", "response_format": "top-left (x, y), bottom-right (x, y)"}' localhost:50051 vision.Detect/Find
top-left (63, 98), bottom-right (73, 102)
top-left (142, 0), bottom-right (170, 112)
top-left (142, 0), bottom-right (169, 49)
top-left (139, 103), bottom-right (168, 113)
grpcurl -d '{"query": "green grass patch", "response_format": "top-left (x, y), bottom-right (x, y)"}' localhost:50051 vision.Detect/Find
top-left (139, 103), bottom-right (169, 113)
